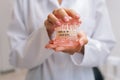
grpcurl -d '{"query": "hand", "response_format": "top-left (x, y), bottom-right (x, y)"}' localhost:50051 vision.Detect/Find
top-left (45, 31), bottom-right (88, 55)
top-left (44, 8), bottom-right (80, 38)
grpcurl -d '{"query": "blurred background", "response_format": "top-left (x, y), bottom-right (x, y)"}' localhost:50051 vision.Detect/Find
top-left (0, 0), bottom-right (120, 80)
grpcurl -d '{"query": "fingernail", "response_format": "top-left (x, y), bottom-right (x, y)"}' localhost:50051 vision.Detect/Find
top-left (56, 21), bottom-right (61, 26)
top-left (64, 16), bottom-right (69, 22)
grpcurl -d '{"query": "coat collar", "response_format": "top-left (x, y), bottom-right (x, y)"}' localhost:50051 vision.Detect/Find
top-left (48, 0), bottom-right (75, 8)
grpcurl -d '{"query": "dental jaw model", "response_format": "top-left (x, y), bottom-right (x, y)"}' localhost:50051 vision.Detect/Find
top-left (52, 19), bottom-right (81, 47)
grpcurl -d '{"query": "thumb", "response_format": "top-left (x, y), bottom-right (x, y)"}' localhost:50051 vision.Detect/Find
top-left (77, 32), bottom-right (88, 46)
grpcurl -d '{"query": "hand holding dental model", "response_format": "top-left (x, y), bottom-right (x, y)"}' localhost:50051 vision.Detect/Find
top-left (45, 8), bottom-right (88, 55)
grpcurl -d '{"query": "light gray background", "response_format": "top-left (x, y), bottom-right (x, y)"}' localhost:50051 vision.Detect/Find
top-left (0, 0), bottom-right (120, 71)
top-left (107, 0), bottom-right (120, 56)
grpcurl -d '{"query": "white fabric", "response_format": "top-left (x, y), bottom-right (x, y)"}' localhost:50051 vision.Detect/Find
top-left (7, 0), bottom-right (116, 80)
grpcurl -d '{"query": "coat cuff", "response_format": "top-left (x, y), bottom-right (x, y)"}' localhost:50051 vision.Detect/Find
top-left (70, 37), bottom-right (109, 67)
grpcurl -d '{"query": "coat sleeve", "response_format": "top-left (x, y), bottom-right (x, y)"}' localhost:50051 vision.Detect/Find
top-left (7, 0), bottom-right (54, 69)
top-left (71, 0), bottom-right (116, 67)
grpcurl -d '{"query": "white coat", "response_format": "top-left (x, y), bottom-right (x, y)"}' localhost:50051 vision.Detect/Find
top-left (7, 0), bottom-right (116, 80)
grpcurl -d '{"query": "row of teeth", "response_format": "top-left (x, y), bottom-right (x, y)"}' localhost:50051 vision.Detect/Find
top-left (55, 24), bottom-right (79, 37)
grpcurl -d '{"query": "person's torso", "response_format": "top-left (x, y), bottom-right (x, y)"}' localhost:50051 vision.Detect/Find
top-left (22, 0), bottom-right (96, 80)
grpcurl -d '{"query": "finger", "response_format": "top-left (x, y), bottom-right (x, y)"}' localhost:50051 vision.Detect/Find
top-left (48, 13), bottom-right (61, 26)
top-left (44, 20), bottom-right (53, 29)
top-left (77, 32), bottom-right (83, 39)
top-left (45, 43), bottom-right (57, 49)
top-left (55, 46), bottom-right (73, 52)
top-left (77, 32), bottom-right (88, 46)
top-left (53, 8), bottom-right (70, 22)
top-left (49, 40), bottom-right (54, 44)
top-left (64, 8), bottom-right (80, 19)
top-left (55, 46), bottom-right (65, 51)
top-left (44, 20), bottom-right (56, 32)
top-left (80, 37), bottom-right (88, 45)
